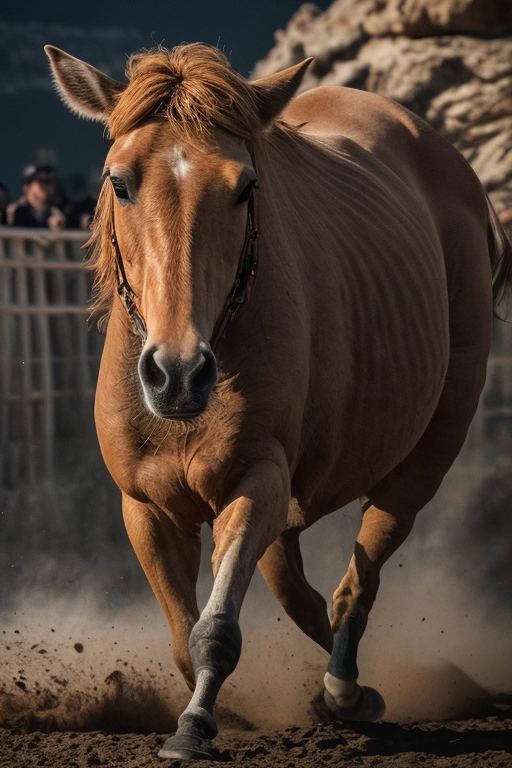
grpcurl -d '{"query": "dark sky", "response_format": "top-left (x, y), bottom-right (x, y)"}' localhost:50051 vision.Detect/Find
top-left (1, 1), bottom-right (332, 195)
top-left (1, 0), bottom-right (331, 76)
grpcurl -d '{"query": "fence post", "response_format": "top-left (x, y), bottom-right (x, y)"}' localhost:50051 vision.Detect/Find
top-left (0, 227), bottom-right (92, 490)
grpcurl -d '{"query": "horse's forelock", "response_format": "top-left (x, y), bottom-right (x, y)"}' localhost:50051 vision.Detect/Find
top-left (108, 44), bottom-right (261, 141)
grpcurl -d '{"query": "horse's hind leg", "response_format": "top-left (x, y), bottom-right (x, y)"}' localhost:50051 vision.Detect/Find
top-left (258, 530), bottom-right (333, 652)
top-left (325, 269), bottom-right (491, 721)
top-left (324, 504), bottom-right (416, 721)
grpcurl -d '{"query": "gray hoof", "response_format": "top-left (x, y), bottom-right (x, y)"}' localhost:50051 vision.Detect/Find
top-left (158, 706), bottom-right (218, 761)
top-left (158, 733), bottom-right (216, 762)
top-left (324, 685), bottom-right (385, 722)
top-left (158, 739), bottom-right (214, 761)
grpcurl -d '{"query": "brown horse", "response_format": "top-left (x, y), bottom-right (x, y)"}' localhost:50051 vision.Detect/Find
top-left (45, 43), bottom-right (511, 760)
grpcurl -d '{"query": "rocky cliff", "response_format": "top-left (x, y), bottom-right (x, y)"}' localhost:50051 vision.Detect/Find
top-left (253, 0), bottom-right (512, 212)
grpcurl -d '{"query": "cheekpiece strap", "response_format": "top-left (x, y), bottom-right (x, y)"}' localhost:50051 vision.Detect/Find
top-left (110, 219), bottom-right (148, 341)
top-left (210, 187), bottom-right (259, 349)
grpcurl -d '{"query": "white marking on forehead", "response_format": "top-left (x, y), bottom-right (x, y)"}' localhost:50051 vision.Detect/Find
top-left (168, 145), bottom-right (193, 180)
top-left (116, 129), bottom-right (140, 151)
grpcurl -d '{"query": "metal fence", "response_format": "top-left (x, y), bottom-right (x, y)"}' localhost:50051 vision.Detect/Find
top-left (0, 226), bottom-right (104, 489)
top-left (1, 225), bottom-right (511, 491)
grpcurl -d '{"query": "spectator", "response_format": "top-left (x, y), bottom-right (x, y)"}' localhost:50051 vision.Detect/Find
top-left (0, 181), bottom-right (9, 225)
top-left (65, 196), bottom-right (96, 230)
top-left (7, 165), bottom-right (65, 230)
top-left (63, 173), bottom-right (97, 230)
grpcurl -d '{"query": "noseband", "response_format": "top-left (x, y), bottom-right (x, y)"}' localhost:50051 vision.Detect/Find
top-left (110, 188), bottom-right (258, 349)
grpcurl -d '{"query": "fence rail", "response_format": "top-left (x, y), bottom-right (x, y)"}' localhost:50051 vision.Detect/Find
top-left (0, 226), bottom-right (103, 489)
top-left (0, 306), bottom-right (90, 314)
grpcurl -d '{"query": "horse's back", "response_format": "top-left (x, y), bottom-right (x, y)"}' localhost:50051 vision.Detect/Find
top-left (283, 86), bottom-right (493, 518)
top-left (285, 85), bottom-right (488, 224)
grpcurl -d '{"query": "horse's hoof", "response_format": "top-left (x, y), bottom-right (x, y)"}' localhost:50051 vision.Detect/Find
top-left (324, 685), bottom-right (386, 722)
top-left (158, 736), bottom-right (215, 761)
top-left (158, 706), bottom-right (218, 761)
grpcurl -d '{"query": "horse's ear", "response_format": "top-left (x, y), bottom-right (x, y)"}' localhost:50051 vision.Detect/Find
top-left (44, 45), bottom-right (125, 122)
top-left (250, 58), bottom-right (313, 127)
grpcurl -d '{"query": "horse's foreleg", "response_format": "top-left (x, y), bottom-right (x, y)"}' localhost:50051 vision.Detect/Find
top-left (159, 451), bottom-right (290, 761)
top-left (324, 504), bottom-right (416, 721)
top-left (122, 494), bottom-right (201, 689)
top-left (258, 531), bottom-right (333, 652)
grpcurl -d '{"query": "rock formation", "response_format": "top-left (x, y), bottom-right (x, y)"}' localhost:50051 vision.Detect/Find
top-left (253, 0), bottom-right (512, 212)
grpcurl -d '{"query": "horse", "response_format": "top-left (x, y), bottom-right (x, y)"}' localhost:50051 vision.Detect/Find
top-left (45, 42), bottom-right (511, 761)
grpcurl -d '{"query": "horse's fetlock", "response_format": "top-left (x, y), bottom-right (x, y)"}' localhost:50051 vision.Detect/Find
top-left (177, 706), bottom-right (218, 740)
top-left (324, 673), bottom-right (360, 706)
top-left (189, 612), bottom-right (242, 678)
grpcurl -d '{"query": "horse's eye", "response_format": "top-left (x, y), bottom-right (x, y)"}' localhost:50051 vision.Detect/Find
top-left (110, 176), bottom-right (130, 203)
top-left (236, 179), bottom-right (258, 206)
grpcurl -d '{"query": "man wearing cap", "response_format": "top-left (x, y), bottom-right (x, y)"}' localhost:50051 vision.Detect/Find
top-left (7, 165), bottom-right (65, 229)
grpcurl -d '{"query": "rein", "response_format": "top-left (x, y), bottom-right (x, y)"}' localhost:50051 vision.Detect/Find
top-left (109, 188), bottom-right (258, 349)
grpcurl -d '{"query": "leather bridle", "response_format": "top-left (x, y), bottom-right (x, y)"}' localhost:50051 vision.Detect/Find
top-left (109, 186), bottom-right (258, 349)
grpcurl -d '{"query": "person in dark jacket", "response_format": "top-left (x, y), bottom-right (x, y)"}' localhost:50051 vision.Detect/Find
top-left (63, 172), bottom-right (97, 230)
top-left (7, 165), bottom-right (65, 229)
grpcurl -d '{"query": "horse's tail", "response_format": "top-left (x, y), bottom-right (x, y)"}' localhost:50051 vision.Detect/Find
top-left (487, 195), bottom-right (512, 322)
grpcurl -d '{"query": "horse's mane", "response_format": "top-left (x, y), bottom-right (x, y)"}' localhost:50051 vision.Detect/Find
top-left (86, 180), bottom-right (115, 330)
top-left (109, 44), bottom-right (263, 141)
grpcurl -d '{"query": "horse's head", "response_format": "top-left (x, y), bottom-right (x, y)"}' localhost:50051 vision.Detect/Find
top-left (45, 44), bottom-right (311, 419)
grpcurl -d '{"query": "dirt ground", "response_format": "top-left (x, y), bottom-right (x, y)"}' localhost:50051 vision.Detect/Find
top-left (4, 622), bottom-right (512, 768)
top-left (2, 618), bottom-right (512, 768)
top-left (2, 705), bottom-right (512, 768)
top-left (2, 557), bottom-right (512, 768)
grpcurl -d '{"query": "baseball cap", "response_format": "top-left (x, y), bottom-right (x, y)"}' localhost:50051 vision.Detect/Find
top-left (23, 164), bottom-right (55, 184)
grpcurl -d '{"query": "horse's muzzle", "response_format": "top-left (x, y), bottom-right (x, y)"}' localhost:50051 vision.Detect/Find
top-left (138, 341), bottom-right (218, 419)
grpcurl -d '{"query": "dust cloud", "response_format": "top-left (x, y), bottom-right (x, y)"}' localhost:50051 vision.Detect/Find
top-left (2, 483), bottom-right (512, 735)
top-left (0, 596), bottom-right (184, 733)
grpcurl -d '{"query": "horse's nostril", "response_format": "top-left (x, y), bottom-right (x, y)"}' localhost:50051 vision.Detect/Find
top-left (191, 346), bottom-right (217, 395)
top-left (138, 342), bottom-right (216, 418)
top-left (139, 346), bottom-right (169, 391)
